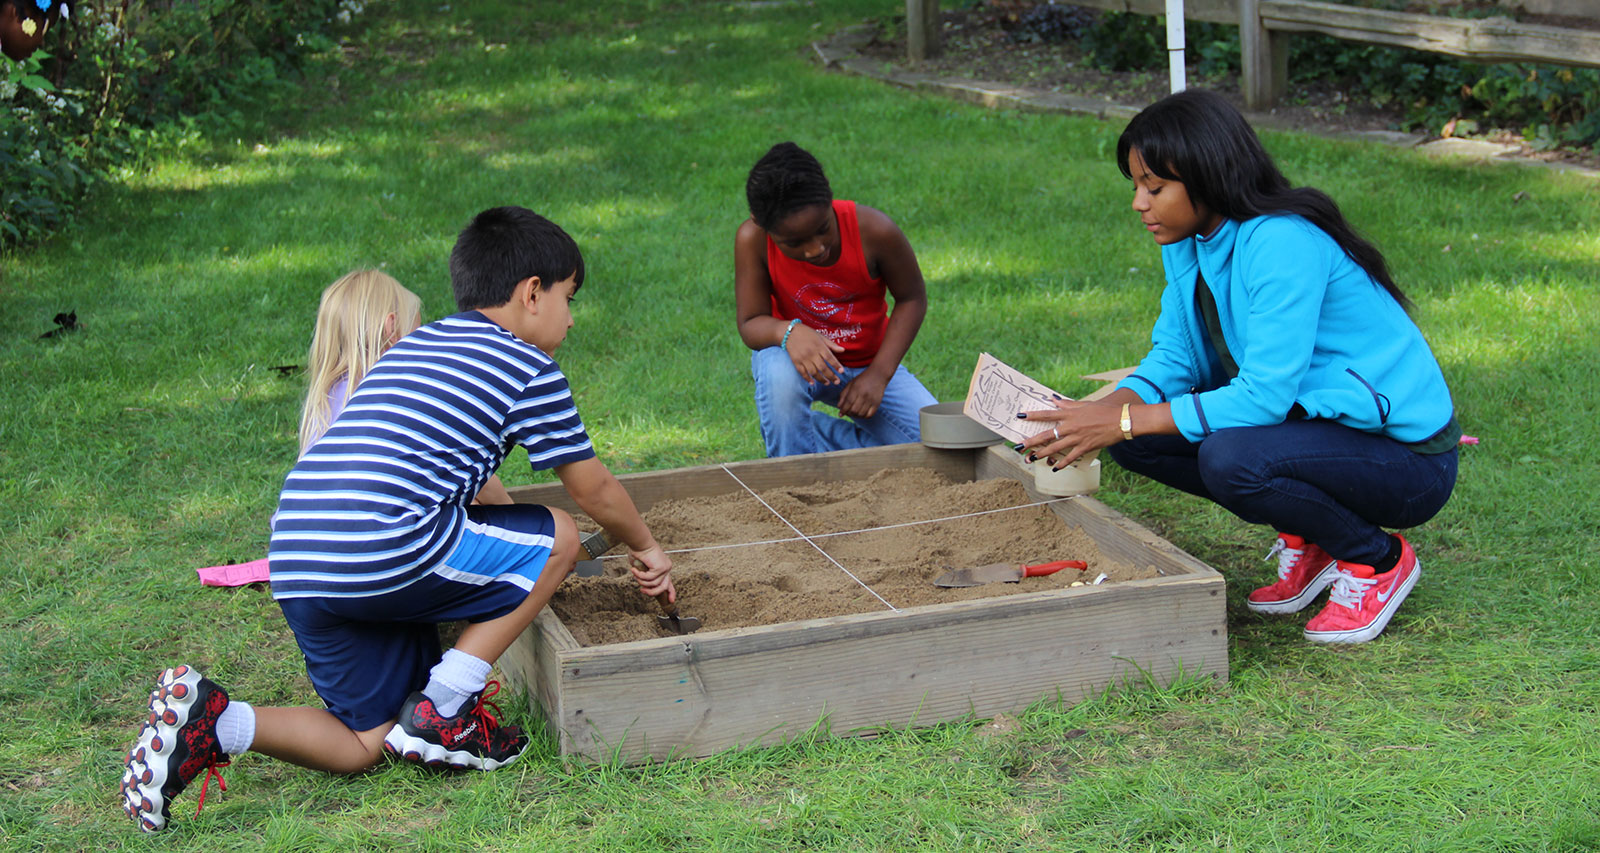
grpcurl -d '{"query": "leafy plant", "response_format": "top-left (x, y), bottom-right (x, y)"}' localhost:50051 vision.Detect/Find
top-left (1, 50), bottom-right (88, 244)
top-left (1, 0), bottom-right (363, 250)
top-left (1013, 2), bottom-right (1096, 44)
top-left (1079, 11), bottom-right (1237, 77)
top-left (1079, 11), bottom-right (1162, 71)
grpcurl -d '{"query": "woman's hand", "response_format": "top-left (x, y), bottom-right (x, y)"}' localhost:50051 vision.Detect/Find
top-left (786, 325), bottom-right (846, 385)
top-left (628, 545), bottom-right (675, 599)
top-left (1017, 399), bottom-right (1124, 468)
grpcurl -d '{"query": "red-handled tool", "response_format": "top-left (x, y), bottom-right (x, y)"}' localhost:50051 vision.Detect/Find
top-left (933, 559), bottom-right (1088, 588)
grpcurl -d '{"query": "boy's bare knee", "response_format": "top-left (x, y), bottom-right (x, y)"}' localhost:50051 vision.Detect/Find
top-left (333, 726), bottom-right (391, 773)
top-left (331, 750), bottom-right (385, 775)
top-left (548, 508), bottom-right (580, 575)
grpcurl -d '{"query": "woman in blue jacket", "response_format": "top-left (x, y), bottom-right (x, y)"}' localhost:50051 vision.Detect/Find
top-left (1022, 89), bottom-right (1458, 644)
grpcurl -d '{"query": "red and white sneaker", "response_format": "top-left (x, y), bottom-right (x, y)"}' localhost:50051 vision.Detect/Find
top-left (119, 665), bottom-right (232, 832)
top-left (1246, 533), bottom-right (1340, 614)
top-left (1304, 536), bottom-right (1422, 644)
top-left (383, 681), bottom-right (527, 771)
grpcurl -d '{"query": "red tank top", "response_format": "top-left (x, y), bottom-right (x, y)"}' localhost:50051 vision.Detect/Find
top-left (766, 200), bottom-right (887, 368)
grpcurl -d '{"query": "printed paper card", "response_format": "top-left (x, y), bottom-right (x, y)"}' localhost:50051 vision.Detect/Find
top-left (962, 353), bottom-right (1070, 445)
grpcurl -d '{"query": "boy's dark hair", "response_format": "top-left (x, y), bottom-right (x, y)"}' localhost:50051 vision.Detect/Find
top-left (1116, 88), bottom-right (1407, 307)
top-left (745, 142), bottom-right (833, 231)
top-left (449, 206), bottom-right (585, 311)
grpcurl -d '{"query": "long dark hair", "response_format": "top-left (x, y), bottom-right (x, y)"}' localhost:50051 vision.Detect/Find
top-left (1116, 89), bottom-right (1408, 307)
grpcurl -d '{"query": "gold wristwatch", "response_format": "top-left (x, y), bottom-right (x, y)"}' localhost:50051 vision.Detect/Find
top-left (1120, 403), bottom-right (1133, 441)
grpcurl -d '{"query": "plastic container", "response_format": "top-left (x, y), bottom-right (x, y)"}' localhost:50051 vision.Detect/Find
top-left (1032, 457), bottom-right (1101, 496)
top-left (918, 401), bottom-right (1004, 450)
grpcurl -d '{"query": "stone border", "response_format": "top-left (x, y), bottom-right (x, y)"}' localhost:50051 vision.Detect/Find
top-left (812, 25), bottom-right (1597, 178)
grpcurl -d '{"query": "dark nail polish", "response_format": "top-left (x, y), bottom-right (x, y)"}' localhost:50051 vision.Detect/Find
top-left (1012, 443), bottom-right (1025, 452)
top-left (1015, 412), bottom-right (1027, 419)
top-left (1052, 464), bottom-right (1065, 472)
top-left (1027, 454), bottom-right (1038, 462)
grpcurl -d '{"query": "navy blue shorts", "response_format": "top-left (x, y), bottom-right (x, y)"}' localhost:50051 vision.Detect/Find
top-left (278, 503), bottom-right (558, 731)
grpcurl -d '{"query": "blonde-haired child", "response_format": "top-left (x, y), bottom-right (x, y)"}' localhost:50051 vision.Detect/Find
top-left (295, 269), bottom-right (511, 502)
top-left (197, 270), bottom-right (504, 588)
top-left (298, 269), bottom-right (423, 454)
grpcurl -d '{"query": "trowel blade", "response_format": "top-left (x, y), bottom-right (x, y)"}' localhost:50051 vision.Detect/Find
top-left (933, 562), bottom-right (1016, 588)
top-left (656, 614), bottom-right (703, 634)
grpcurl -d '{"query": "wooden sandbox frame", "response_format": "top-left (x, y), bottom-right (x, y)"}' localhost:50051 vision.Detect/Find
top-left (501, 443), bottom-right (1227, 763)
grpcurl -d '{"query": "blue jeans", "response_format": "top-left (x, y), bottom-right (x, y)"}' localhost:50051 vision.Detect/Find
top-left (1106, 419), bottom-right (1457, 565)
top-left (751, 346), bottom-right (938, 457)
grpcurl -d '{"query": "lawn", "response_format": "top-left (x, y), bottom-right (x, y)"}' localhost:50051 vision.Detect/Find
top-left (2, 0), bottom-right (1599, 849)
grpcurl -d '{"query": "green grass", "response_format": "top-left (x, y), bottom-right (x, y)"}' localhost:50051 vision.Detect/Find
top-left (3, 0), bottom-right (1600, 849)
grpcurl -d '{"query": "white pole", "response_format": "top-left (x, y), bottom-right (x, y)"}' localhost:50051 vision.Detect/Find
top-left (1165, 0), bottom-right (1187, 92)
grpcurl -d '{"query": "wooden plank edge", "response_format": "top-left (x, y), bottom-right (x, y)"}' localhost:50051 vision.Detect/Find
top-left (553, 640), bottom-right (1230, 763)
top-left (1261, 0), bottom-right (1600, 66)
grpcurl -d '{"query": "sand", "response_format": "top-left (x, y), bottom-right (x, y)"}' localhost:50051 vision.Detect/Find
top-left (549, 467), bottom-right (1160, 646)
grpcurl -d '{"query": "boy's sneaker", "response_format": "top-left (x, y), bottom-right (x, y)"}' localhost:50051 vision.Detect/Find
top-left (119, 665), bottom-right (231, 832)
top-left (383, 681), bottom-right (528, 771)
top-left (1246, 533), bottom-right (1340, 614)
top-left (1304, 536), bottom-right (1421, 644)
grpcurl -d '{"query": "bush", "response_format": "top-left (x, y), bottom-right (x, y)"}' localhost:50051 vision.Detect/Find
top-left (2, 52), bottom-right (90, 244)
top-left (1, 0), bottom-right (364, 250)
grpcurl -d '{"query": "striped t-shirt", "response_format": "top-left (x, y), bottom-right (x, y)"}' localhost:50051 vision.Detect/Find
top-left (268, 311), bottom-right (594, 599)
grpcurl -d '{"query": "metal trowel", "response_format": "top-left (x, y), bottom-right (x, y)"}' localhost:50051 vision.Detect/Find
top-left (624, 556), bottom-right (700, 634)
top-left (654, 590), bottom-right (702, 635)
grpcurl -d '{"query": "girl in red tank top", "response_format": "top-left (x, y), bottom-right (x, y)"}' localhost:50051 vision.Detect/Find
top-left (735, 142), bottom-right (938, 457)
top-left (764, 200), bottom-right (888, 369)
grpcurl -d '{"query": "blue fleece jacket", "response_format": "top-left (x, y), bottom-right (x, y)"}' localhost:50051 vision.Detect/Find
top-left (1117, 214), bottom-right (1456, 444)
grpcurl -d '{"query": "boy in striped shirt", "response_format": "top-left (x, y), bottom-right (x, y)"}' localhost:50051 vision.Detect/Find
top-left (121, 207), bottom-right (676, 832)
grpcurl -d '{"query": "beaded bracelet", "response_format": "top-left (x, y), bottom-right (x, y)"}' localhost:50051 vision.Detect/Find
top-left (780, 319), bottom-right (801, 350)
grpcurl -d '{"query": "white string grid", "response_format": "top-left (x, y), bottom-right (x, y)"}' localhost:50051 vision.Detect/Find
top-left (718, 464), bottom-right (901, 612)
top-left (595, 464), bottom-right (1075, 613)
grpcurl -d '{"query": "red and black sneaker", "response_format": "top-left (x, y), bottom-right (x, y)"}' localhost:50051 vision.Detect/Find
top-left (119, 665), bottom-right (231, 832)
top-left (383, 681), bottom-right (528, 771)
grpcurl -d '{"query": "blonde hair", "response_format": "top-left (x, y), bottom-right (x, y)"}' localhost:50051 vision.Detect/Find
top-left (298, 269), bottom-right (422, 454)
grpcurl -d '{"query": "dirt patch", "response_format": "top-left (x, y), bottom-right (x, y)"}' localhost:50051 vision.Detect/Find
top-left (550, 468), bottom-right (1160, 645)
top-left (854, 2), bottom-right (1599, 171)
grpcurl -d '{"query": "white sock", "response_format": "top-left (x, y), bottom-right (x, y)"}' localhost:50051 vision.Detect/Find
top-left (422, 649), bottom-right (490, 717)
top-left (215, 700), bottom-right (256, 756)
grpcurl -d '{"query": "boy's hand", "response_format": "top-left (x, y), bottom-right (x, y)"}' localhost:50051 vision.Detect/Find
top-left (836, 371), bottom-right (888, 419)
top-left (787, 325), bottom-right (846, 385)
top-left (628, 545), bottom-right (675, 599)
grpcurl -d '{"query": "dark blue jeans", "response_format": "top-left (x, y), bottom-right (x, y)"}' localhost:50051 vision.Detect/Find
top-left (1107, 419), bottom-right (1458, 566)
